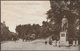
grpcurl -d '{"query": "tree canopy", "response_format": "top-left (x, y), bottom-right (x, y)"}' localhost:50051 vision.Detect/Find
top-left (47, 0), bottom-right (80, 24)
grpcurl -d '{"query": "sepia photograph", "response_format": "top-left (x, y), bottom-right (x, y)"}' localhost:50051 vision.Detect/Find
top-left (1, 0), bottom-right (80, 51)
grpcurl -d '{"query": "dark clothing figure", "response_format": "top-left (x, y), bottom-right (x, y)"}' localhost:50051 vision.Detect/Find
top-left (45, 41), bottom-right (47, 45)
top-left (49, 40), bottom-right (52, 45)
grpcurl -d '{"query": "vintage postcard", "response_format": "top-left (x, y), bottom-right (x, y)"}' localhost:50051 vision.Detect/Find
top-left (1, 0), bottom-right (80, 51)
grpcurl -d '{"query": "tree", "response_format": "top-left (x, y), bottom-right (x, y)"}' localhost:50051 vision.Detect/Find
top-left (47, 0), bottom-right (80, 24)
top-left (15, 24), bottom-right (42, 40)
top-left (1, 22), bottom-right (12, 41)
top-left (46, 0), bottom-right (80, 43)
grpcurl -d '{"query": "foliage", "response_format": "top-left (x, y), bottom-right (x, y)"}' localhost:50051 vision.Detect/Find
top-left (47, 0), bottom-right (80, 24)
top-left (1, 22), bottom-right (18, 41)
top-left (47, 0), bottom-right (80, 43)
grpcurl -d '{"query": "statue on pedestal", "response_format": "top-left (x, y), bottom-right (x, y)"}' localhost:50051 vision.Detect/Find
top-left (60, 16), bottom-right (68, 46)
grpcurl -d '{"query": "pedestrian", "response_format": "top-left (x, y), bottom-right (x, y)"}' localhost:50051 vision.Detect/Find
top-left (49, 40), bottom-right (52, 45)
top-left (45, 41), bottom-right (47, 45)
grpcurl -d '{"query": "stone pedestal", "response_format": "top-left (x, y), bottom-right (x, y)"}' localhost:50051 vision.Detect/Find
top-left (60, 32), bottom-right (67, 46)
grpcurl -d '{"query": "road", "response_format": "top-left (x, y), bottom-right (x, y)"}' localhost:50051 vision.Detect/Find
top-left (1, 39), bottom-right (79, 50)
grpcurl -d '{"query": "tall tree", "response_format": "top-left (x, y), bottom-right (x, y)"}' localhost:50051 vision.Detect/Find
top-left (46, 0), bottom-right (80, 41)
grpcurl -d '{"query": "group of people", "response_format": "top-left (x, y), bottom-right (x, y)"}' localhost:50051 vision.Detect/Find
top-left (45, 40), bottom-right (79, 47)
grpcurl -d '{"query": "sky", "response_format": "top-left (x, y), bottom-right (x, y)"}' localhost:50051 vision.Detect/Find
top-left (1, 1), bottom-right (50, 32)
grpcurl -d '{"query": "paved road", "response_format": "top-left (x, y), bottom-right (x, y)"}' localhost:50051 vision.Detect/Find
top-left (1, 39), bottom-right (79, 50)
